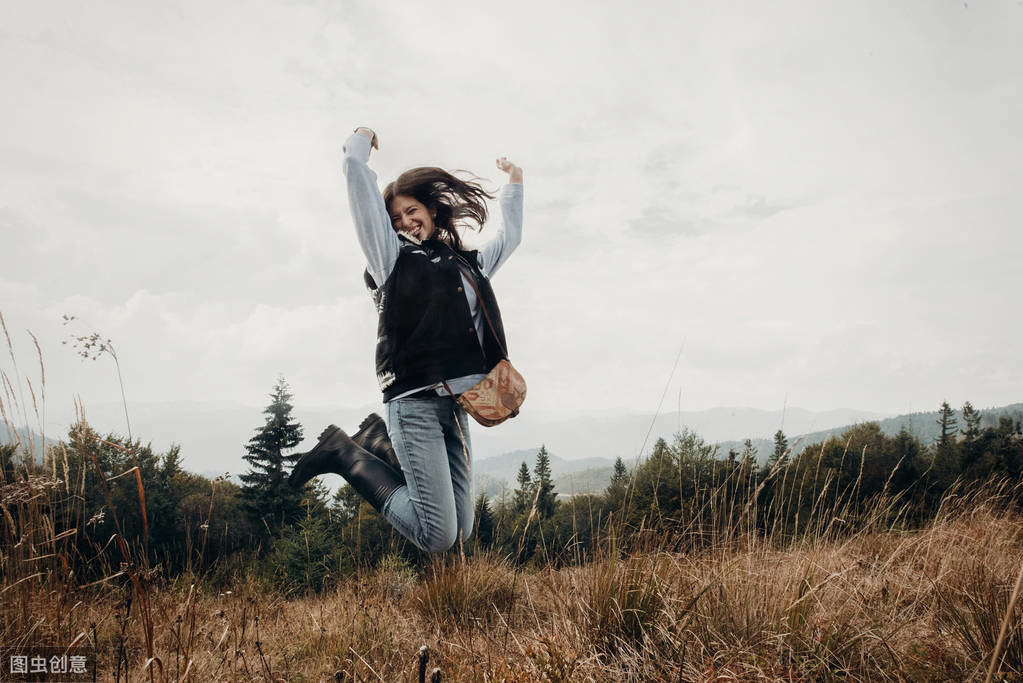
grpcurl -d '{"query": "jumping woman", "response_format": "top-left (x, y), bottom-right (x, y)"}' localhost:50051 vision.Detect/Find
top-left (289, 126), bottom-right (524, 553)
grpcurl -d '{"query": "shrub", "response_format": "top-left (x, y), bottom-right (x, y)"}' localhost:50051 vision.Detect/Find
top-left (264, 517), bottom-right (342, 593)
top-left (581, 548), bottom-right (669, 656)
top-left (415, 552), bottom-right (518, 628)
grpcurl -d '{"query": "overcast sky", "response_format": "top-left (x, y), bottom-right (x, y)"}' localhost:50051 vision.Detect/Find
top-left (2, 0), bottom-right (1021, 439)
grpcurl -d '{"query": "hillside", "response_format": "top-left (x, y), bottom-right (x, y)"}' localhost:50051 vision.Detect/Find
top-left (483, 401), bottom-right (1023, 497)
top-left (717, 402), bottom-right (1023, 463)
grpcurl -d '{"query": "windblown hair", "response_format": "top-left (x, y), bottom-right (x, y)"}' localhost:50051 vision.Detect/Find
top-left (383, 167), bottom-right (496, 251)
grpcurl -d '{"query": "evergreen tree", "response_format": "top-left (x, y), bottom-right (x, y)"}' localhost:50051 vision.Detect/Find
top-left (960, 401), bottom-right (983, 470)
top-left (239, 376), bottom-right (305, 539)
top-left (330, 484), bottom-right (361, 525)
top-left (628, 436), bottom-right (685, 522)
top-left (961, 401), bottom-right (982, 440)
top-left (513, 461), bottom-right (533, 514)
top-left (301, 480), bottom-right (331, 519)
top-left (936, 401), bottom-right (958, 449)
top-left (737, 438), bottom-right (758, 501)
top-left (1, 443), bottom-right (20, 483)
top-left (607, 456), bottom-right (629, 501)
top-left (768, 429), bottom-right (789, 467)
top-left (532, 445), bottom-right (557, 518)
top-left (161, 446), bottom-right (184, 479)
top-left (932, 401), bottom-right (960, 487)
top-left (473, 490), bottom-right (495, 548)
top-left (148, 444), bottom-right (185, 566)
top-left (889, 425), bottom-right (923, 493)
top-left (740, 438), bottom-right (757, 465)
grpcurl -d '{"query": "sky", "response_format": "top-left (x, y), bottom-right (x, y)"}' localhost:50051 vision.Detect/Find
top-left (2, 0), bottom-right (1021, 441)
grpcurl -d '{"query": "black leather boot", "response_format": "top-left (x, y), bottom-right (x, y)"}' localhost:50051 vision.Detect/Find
top-left (288, 424), bottom-right (405, 512)
top-left (352, 413), bottom-right (404, 477)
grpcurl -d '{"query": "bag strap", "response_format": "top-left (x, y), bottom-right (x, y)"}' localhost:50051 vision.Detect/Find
top-left (449, 249), bottom-right (510, 360)
top-left (440, 247), bottom-right (510, 400)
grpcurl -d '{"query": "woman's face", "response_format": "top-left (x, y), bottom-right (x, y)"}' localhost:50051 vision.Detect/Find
top-left (388, 194), bottom-right (437, 241)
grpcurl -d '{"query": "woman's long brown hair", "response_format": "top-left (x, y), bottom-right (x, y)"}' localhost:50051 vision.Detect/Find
top-left (383, 167), bottom-right (496, 251)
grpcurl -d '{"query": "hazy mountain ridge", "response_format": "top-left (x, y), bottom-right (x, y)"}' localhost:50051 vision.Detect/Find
top-left (471, 447), bottom-right (618, 500)
top-left (715, 402), bottom-right (1023, 464)
top-left (477, 402), bottom-right (1023, 496)
top-left (474, 448), bottom-right (615, 481)
top-left (0, 428), bottom-right (59, 463)
top-left (469, 406), bottom-right (888, 468)
top-left (798, 402), bottom-right (1023, 448)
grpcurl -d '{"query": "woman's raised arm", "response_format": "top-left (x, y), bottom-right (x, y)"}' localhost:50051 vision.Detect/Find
top-left (342, 127), bottom-right (401, 288)
top-left (478, 156), bottom-right (523, 278)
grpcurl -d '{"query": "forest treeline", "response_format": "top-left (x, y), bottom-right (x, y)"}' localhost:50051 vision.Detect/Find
top-left (2, 377), bottom-right (1020, 592)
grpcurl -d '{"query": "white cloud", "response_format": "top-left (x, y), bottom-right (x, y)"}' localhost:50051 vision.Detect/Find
top-left (2, 0), bottom-right (1021, 428)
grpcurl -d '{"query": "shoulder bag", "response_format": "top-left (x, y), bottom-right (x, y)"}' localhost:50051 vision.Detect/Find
top-left (442, 254), bottom-right (526, 427)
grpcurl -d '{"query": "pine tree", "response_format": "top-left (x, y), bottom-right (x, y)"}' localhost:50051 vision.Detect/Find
top-left (330, 483), bottom-right (364, 527)
top-left (961, 401), bottom-right (982, 440)
top-left (513, 461), bottom-right (533, 514)
top-left (737, 438), bottom-right (758, 501)
top-left (473, 490), bottom-right (495, 548)
top-left (607, 456), bottom-right (629, 501)
top-left (933, 401), bottom-right (960, 486)
top-left (768, 429), bottom-right (788, 467)
top-left (740, 438), bottom-right (757, 465)
top-left (160, 445), bottom-right (184, 479)
top-left (960, 401), bottom-right (983, 469)
top-left (532, 445), bottom-right (557, 518)
top-left (239, 376), bottom-right (305, 538)
top-left (0, 443), bottom-right (18, 483)
top-left (302, 480), bottom-right (331, 518)
top-left (936, 401), bottom-right (958, 449)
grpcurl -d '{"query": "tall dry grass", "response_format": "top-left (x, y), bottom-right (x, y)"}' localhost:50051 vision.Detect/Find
top-left (2, 315), bottom-right (1022, 680)
top-left (5, 485), bottom-right (1018, 680)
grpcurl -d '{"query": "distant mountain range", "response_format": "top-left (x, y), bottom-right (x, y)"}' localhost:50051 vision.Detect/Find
top-left (469, 406), bottom-right (888, 465)
top-left (716, 402), bottom-right (1023, 464)
top-left (475, 402), bottom-right (1023, 498)
top-left (473, 447), bottom-right (616, 501)
top-left (0, 427), bottom-right (57, 464)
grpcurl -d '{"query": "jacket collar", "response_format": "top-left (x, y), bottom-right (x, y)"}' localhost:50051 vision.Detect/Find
top-left (396, 234), bottom-right (479, 269)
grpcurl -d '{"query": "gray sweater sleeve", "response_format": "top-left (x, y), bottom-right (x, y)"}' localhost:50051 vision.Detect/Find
top-left (477, 183), bottom-right (523, 278)
top-left (342, 131), bottom-right (400, 288)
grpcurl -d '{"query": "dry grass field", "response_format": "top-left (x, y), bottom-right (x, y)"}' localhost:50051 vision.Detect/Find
top-left (1, 319), bottom-right (1021, 681)
top-left (2, 481), bottom-right (1021, 681)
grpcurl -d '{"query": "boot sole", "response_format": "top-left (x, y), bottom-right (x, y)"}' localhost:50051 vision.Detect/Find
top-left (357, 413), bottom-right (382, 434)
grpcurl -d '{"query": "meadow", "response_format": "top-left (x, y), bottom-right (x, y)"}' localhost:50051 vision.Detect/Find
top-left (3, 473), bottom-right (1021, 681)
top-left (2, 316), bottom-right (1021, 681)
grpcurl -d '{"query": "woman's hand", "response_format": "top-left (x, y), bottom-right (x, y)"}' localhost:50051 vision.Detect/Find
top-left (496, 156), bottom-right (523, 184)
top-left (355, 127), bottom-right (379, 151)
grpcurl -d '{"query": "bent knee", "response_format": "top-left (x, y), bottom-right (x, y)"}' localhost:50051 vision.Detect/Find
top-left (421, 525), bottom-right (458, 553)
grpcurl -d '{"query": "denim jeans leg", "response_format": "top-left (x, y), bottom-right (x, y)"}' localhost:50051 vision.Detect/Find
top-left (380, 397), bottom-right (459, 553)
top-left (442, 401), bottom-right (474, 545)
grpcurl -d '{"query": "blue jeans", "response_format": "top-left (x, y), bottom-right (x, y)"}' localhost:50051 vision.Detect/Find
top-left (380, 395), bottom-right (474, 553)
